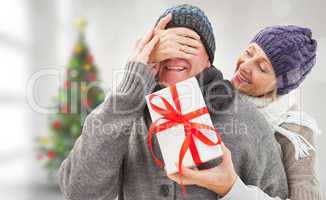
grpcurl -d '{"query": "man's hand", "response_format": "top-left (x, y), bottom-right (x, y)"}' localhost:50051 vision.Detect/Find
top-left (166, 143), bottom-right (237, 197)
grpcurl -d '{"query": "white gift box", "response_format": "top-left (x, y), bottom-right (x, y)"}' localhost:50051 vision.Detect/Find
top-left (145, 77), bottom-right (223, 174)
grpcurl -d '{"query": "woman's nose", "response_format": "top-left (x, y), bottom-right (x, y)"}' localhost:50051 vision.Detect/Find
top-left (239, 61), bottom-right (252, 75)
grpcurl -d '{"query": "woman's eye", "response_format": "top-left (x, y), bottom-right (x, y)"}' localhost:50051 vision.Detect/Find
top-left (259, 65), bottom-right (266, 73)
top-left (245, 50), bottom-right (251, 56)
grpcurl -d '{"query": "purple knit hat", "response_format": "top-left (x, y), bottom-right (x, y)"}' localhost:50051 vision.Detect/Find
top-left (251, 25), bottom-right (317, 95)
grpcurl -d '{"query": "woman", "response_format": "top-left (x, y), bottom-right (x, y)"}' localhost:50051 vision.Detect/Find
top-left (166, 25), bottom-right (322, 200)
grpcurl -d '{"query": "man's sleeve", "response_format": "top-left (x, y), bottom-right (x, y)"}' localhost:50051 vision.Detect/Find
top-left (58, 61), bottom-right (156, 200)
top-left (245, 133), bottom-right (289, 199)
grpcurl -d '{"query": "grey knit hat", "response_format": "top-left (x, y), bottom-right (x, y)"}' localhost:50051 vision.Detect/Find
top-left (251, 25), bottom-right (317, 95)
top-left (155, 4), bottom-right (215, 63)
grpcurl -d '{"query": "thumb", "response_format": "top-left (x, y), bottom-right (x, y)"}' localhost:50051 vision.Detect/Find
top-left (133, 38), bottom-right (142, 50)
top-left (174, 163), bottom-right (200, 180)
top-left (154, 13), bottom-right (172, 32)
top-left (220, 142), bottom-right (233, 167)
top-left (182, 166), bottom-right (199, 177)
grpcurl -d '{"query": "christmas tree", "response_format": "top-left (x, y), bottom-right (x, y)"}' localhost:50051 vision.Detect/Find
top-left (36, 18), bottom-right (105, 177)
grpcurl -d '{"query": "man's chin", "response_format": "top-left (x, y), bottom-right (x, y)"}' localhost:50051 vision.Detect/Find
top-left (158, 80), bottom-right (179, 87)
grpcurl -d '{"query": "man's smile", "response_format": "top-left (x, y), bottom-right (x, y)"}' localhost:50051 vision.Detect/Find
top-left (161, 58), bottom-right (190, 72)
top-left (158, 58), bottom-right (192, 86)
top-left (164, 65), bottom-right (187, 71)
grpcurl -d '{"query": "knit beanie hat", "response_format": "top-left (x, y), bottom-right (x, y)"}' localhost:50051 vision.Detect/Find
top-left (251, 25), bottom-right (317, 95)
top-left (155, 4), bottom-right (215, 64)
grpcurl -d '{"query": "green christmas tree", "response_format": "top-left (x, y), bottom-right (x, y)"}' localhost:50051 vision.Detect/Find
top-left (36, 18), bottom-right (105, 177)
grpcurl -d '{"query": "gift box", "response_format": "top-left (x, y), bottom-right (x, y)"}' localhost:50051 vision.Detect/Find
top-left (145, 77), bottom-right (223, 175)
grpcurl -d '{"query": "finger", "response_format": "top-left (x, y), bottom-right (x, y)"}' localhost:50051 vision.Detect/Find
top-left (221, 142), bottom-right (233, 165)
top-left (164, 27), bottom-right (200, 40)
top-left (178, 44), bottom-right (199, 56)
top-left (175, 163), bottom-right (200, 181)
top-left (163, 42), bottom-right (196, 59)
top-left (174, 50), bottom-right (196, 60)
top-left (134, 38), bottom-right (142, 50)
top-left (142, 35), bottom-right (159, 56)
top-left (136, 29), bottom-right (154, 53)
top-left (221, 142), bottom-right (231, 157)
top-left (154, 13), bottom-right (172, 33)
top-left (176, 36), bottom-right (201, 49)
top-left (167, 172), bottom-right (184, 184)
top-left (161, 34), bottom-right (201, 49)
top-left (181, 166), bottom-right (201, 180)
top-left (188, 166), bottom-right (199, 171)
top-left (152, 63), bottom-right (160, 72)
top-left (167, 172), bottom-right (178, 181)
top-left (157, 40), bottom-right (196, 61)
top-left (167, 172), bottom-right (195, 185)
top-left (159, 34), bottom-right (200, 56)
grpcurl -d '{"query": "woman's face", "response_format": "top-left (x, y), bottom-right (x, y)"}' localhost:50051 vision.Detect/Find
top-left (231, 43), bottom-right (277, 97)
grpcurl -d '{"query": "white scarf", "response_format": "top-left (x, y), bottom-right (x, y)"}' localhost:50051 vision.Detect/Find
top-left (240, 91), bottom-right (322, 160)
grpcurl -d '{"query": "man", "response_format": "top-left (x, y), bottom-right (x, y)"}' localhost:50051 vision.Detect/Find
top-left (59, 4), bottom-right (288, 200)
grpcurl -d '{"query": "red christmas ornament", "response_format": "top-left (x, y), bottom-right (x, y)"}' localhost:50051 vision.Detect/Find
top-left (88, 73), bottom-right (97, 81)
top-left (63, 80), bottom-right (70, 89)
top-left (82, 98), bottom-right (92, 107)
top-left (61, 104), bottom-right (69, 113)
top-left (47, 151), bottom-right (56, 159)
top-left (86, 54), bottom-right (94, 63)
top-left (36, 153), bottom-right (43, 160)
top-left (52, 120), bottom-right (62, 129)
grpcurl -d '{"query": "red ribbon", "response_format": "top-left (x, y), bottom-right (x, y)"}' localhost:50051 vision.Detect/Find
top-left (148, 84), bottom-right (222, 192)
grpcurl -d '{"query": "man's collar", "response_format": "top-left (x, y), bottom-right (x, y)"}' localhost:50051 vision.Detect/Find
top-left (153, 65), bottom-right (225, 92)
top-left (195, 65), bottom-right (224, 86)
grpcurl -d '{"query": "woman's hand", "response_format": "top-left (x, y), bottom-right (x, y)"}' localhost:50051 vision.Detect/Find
top-left (150, 27), bottom-right (201, 64)
top-left (167, 143), bottom-right (238, 197)
top-left (150, 14), bottom-right (203, 64)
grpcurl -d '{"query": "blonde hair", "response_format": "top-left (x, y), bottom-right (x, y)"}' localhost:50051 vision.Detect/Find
top-left (263, 87), bottom-right (278, 101)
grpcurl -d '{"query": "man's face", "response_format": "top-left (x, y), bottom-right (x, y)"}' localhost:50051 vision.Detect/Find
top-left (157, 28), bottom-right (210, 86)
top-left (231, 43), bottom-right (277, 97)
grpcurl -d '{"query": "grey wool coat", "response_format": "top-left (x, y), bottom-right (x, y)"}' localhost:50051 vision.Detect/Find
top-left (58, 61), bottom-right (288, 200)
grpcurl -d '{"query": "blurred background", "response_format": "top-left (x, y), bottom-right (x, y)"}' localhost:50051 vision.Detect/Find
top-left (1, 0), bottom-right (325, 199)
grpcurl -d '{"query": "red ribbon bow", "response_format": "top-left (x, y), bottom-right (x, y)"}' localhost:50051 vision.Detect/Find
top-left (148, 84), bottom-right (222, 191)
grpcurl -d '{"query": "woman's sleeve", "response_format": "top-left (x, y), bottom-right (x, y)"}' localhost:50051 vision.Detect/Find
top-left (275, 123), bottom-right (323, 200)
top-left (220, 176), bottom-right (286, 200)
top-left (221, 124), bottom-right (323, 200)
